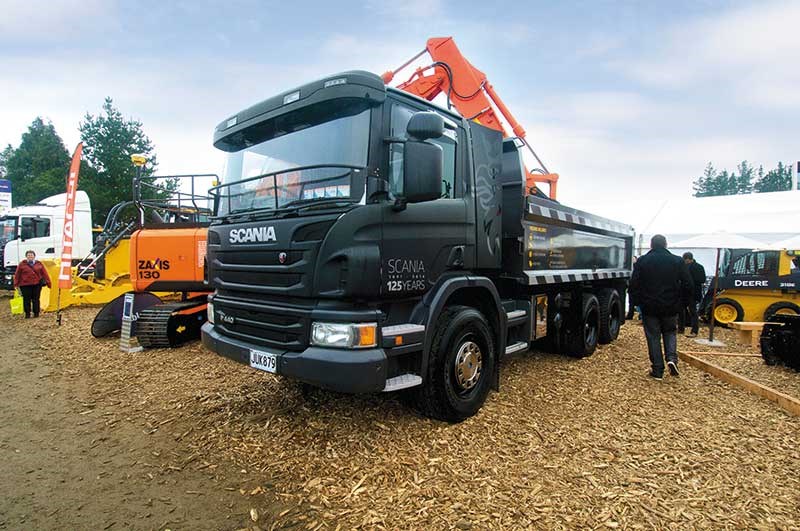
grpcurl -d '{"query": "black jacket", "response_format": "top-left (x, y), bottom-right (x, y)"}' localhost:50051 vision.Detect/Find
top-left (629, 248), bottom-right (693, 317)
top-left (687, 261), bottom-right (706, 302)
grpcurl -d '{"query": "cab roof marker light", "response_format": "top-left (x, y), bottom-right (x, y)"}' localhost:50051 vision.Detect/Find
top-left (324, 78), bottom-right (347, 88)
top-left (225, 116), bottom-right (237, 129)
top-left (283, 90), bottom-right (301, 105)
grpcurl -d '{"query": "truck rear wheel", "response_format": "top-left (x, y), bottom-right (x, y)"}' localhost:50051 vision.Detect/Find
top-left (597, 288), bottom-right (622, 344)
top-left (410, 305), bottom-right (496, 423)
top-left (566, 294), bottom-right (600, 358)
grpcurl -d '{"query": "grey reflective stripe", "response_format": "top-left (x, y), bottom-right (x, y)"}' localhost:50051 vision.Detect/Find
top-left (526, 200), bottom-right (634, 235)
top-left (524, 269), bottom-right (631, 286)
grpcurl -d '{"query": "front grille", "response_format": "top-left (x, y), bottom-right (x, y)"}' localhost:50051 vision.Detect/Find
top-left (215, 299), bottom-right (310, 351)
top-left (210, 249), bottom-right (310, 298)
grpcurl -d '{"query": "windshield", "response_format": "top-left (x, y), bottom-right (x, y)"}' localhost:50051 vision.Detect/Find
top-left (0, 217), bottom-right (16, 242)
top-left (216, 99), bottom-right (371, 215)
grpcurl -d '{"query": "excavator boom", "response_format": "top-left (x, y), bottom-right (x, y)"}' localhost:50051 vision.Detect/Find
top-left (383, 37), bottom-right (559, 199)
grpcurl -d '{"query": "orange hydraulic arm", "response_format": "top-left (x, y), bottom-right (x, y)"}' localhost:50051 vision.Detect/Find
top-left (382, 36), bottom-right (558, 199)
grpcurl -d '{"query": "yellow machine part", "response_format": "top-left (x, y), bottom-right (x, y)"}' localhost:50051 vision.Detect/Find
top-left (715, 288), bottom-right (800, 323)
top-left (714, 251), bottom-right (800, 323)
top-left (38, 239), bottom-right (134, 312)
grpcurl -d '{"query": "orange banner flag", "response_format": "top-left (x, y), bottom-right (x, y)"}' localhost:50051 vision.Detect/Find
top-left (58, 143), bottom-right (83, 289)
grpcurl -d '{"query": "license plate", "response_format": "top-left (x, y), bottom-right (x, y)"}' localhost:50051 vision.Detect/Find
top-left (249, 349), bottom-right (277, 373)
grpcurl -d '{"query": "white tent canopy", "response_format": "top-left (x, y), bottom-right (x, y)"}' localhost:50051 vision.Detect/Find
top-left (671, 232), bottom-right (764, 250)
top-left (769, 234), bottom-right (800, 250)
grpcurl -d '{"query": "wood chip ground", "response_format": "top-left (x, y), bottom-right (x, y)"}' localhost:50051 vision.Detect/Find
top-left (6, 306), bottom-right (800, 529)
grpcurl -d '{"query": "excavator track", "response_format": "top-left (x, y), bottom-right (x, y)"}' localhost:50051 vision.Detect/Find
top-left (136, 300), bottom-right (207, 348)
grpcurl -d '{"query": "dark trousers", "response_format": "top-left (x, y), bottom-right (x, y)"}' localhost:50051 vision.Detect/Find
top-left (643, 314), bottom-right (677, 376)
top-left (19, 284), bottom-right (42, 317)
top-left (679, 300), bottom-right (699, 334)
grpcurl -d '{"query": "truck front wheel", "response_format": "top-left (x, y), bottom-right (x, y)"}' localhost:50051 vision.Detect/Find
top-left (411, 305), bottom-right (496, 423)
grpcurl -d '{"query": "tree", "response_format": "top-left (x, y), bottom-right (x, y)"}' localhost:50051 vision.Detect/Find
top-left (3, 118), bottom-right (70, 205)
top-left (0, 144), bottom-right (13, 179)
top-left (693, 163), bottom-right (716, 197)
top-left (733, 161), bottom-right (754, 194)
top-left (79, 97), bottom-right (172, 223)
top-left (754, 161), bottom-right (792, 193)
top-left (693, 163), bottom-right (739, 197)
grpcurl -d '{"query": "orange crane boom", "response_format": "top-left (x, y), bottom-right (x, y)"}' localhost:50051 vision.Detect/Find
top-left (382, 36), bottom-right (559, 199)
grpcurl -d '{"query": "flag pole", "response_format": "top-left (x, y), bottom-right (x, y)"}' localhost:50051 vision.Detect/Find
top-left (56, 142), bottom-right (83, 326)
top-left (707, 247), bottom-right (721, 342)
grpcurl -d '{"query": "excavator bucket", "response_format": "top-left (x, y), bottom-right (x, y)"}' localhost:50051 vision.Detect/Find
top-left (91, 291), bottom-right (162, 337)
top-left (38, 238), bottom-right (135, 313)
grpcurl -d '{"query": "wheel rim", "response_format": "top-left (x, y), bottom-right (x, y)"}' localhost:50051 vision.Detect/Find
top-left (454, 340), bottom-right (483, 392)
top-left (585, 310), bottom-right (598, 345)
top-left (714, 304), bottom-right (738, 324)
top-left (609, 302), bottom-right (620, 335)
top-left (774, 308), bottom-right (798, 316)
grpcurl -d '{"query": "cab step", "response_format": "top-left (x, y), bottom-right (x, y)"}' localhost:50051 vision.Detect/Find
top-left (382, 374), bottom-right (422, 392)
top-left (505, 341), bottom-right (529, 355)
top-left (506, 309), bottom-right (527, 326)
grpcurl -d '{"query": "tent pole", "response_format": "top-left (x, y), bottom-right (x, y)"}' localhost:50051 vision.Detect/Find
top-left (708, 247), bottom-right (721, 342)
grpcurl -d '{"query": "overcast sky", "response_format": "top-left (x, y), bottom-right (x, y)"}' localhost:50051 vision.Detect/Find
top-left (1, 0), bottom-right (796, 204)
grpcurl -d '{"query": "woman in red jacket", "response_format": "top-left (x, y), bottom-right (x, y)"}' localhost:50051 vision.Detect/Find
top-left (13, 250), bottom-right (51, 318)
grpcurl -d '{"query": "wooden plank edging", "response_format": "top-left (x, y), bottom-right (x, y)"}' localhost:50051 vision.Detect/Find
top-left (678, 351), bottom-right (800, 417)
top-left (681, 351), bottom-right (761, 358)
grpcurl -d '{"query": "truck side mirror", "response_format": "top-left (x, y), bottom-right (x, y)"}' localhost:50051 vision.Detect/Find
top-left (403, 140), bottom-right (442, 204)
top-left (407, 112), bottom-right (444, 141)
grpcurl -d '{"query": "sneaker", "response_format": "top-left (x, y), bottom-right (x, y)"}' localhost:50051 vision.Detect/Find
top-left (667, 361), bottom-right (679, 377)
top-left (647, 370), bottom-right (663, 381)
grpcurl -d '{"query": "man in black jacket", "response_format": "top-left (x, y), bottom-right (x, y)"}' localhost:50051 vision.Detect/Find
top-left (629, 235), bottom-right (694, 379)
top-left (679, 252), bottom-right (706, 337)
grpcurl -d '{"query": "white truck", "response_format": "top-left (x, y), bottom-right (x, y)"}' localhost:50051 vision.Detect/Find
top-left (0, 191), bottom-right (93, 289)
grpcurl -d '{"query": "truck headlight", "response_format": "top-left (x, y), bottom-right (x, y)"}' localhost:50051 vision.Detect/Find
top-left (207, 302), bottom-right (215, 324)
top-left (311, 322), bottom-right (377, 349)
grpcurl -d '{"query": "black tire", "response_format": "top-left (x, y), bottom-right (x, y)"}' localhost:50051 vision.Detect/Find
top-left (712, 298), bottom-right (744, 326)
top-left (763, 301), bottom-right (800, 322)
top-left (409, 305), bottom-right (496, 423)
top-left (566, 294), bottom-right (600, 358)
top-left (760, 334), bottom-right (780, 366)
top-left (597, 288), bottom-right (622, 344)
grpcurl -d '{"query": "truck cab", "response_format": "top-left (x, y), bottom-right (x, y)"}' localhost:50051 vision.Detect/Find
top-left (202, 71), bottom-right (632, 421)
top-left (1, 191), bottom-right (93, 288)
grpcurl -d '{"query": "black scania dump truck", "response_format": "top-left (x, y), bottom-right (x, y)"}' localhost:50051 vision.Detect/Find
top-left (201, 71), bottom-right (633, 422)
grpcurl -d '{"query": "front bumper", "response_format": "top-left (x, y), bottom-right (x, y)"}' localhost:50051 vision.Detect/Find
top-left (201, 322), bottom-right (388, 393)
top-left (1, 270), bottom-right (14, 290)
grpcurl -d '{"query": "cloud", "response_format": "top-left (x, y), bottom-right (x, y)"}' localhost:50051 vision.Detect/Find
top-left (364, 0), bottom-right (444, 19)
top-left (618, 0), bottom-right (800, 110)
top-left (0, 0), bottom-right (117, 42)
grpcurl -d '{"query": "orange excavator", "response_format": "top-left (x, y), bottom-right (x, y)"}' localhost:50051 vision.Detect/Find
top-left (382, 36), bottom-right (559, 199)
top-left (90, 159), bottom-right (215, 347)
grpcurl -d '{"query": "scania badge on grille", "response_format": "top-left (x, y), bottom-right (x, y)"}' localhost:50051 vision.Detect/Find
top-left (278, 252), bottom-right (288, 264)
top-left (229, 226), bottom-right (276, 244)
